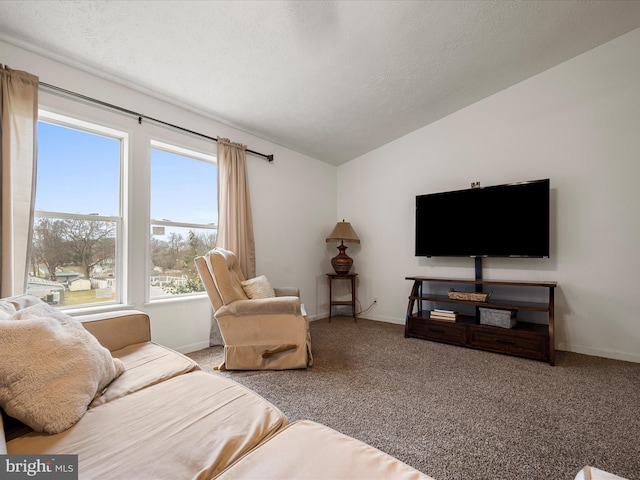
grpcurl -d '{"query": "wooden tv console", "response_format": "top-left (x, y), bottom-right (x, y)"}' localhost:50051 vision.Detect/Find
top-left (405, 277), bottom-right (557, 365)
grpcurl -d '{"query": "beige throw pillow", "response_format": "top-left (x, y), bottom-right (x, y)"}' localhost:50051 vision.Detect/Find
top-left (0, 303), bottom-right (125, 434)
top-left (241, 275), bottom-right (276, 299)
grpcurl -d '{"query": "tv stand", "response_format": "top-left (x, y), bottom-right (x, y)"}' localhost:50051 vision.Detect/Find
top-left (405, 277), bottom-right (557, 365)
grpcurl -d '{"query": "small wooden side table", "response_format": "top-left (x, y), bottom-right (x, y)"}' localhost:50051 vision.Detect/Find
top-left (327, 273), bottom-right (358, 322)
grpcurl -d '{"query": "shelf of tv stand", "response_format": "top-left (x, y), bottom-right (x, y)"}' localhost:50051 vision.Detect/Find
top-left (410, 294), bottom-right (550, 312)
top-left (405, 277), bottom-right (557, 365)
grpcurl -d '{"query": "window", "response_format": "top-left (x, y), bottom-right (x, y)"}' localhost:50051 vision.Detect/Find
top-left (149, 140), bottom-right (217, 299)
top-left (29, 111), bottom-right (126, 308)
top-left (29, 95), bottom-right (218, 310)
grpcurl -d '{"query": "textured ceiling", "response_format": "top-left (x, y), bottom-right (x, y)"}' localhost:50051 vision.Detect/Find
top-left (0, 1), bottom-right (639, 165)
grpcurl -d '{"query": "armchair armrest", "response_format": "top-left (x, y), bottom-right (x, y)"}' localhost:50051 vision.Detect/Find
top-left (79, 310), bottom-right (151, 352)
top-left (274, 287), bottom-right (300, 298)
top-left (216, 296), bottom-right (302, 318)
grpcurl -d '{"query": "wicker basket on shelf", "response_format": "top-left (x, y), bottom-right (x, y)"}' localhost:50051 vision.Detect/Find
top-left (447, 288), bottom-right (492, 302)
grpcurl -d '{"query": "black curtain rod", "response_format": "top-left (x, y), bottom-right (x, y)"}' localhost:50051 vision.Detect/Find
top-left (39, 82), bottom-right (274, 162)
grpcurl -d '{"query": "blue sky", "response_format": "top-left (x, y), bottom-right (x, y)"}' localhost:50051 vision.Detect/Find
top-left (37, 121), bottom-right (218, 225)
top-left (150, 149), bottom-right (217, 225)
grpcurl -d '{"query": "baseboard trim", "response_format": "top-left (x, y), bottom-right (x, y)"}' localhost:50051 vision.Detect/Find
top-left (310, 311), bottom-right (405, 324)
top-left (176, 341), bottom-right (211, 355)
top-left (557, 342), bottom-right (640, 363)
top-left (360, 314), bottom-right (404, 324)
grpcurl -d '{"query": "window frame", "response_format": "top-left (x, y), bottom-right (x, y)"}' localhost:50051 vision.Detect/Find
top-left (33, 109), bottom-right (128, 310)
top-left (147, 138), bottom-right (218, 302)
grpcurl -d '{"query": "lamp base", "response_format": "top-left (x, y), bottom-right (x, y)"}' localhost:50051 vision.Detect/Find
top-left (331, 243), bottom-right (353, 274)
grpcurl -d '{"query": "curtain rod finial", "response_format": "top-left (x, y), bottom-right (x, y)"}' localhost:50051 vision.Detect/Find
top-left (267, 154), bottom-right (274, 162)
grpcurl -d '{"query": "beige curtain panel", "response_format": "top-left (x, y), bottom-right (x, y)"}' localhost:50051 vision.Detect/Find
top-left (216, 137), bottom-right (256, 279)
top-left (0, 65), bottom-right (39, 297)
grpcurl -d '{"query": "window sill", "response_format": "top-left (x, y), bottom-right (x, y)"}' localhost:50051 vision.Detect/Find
top-left (64, 303), bottom-right (135, 317)
top-left (145, 293), bottom-right (208, 308)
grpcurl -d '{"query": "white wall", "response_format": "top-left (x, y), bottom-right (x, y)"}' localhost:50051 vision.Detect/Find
top-left (0, 40), bottom-right (337, 353)
top-left (337, 28), bottom-right (640, 363)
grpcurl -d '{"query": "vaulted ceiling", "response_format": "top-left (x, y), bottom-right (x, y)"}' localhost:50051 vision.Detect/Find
top-left (1, 1), bottom-right (639, 165)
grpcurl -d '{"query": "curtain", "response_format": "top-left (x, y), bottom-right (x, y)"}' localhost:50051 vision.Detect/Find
top-left (216, 137), bottom-right (256, 279)
top-left (0, 65), bottom-right (39, 297)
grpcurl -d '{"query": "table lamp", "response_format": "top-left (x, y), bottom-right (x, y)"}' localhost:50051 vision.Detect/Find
top-left (326, 220), bottom-right (360, 274)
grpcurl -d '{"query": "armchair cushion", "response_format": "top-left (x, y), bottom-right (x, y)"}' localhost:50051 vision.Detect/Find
top-left (241, 275), bottom-right (276, 299)
top-left (207, 248), bottom-right (249, 305)
top-left (216, 297), bottom-right (302, 318)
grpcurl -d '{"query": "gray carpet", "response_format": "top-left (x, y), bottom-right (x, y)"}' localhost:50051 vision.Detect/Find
top-left (187, 317), bottom-right (640, 480)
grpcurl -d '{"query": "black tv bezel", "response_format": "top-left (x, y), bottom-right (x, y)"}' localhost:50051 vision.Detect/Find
top-left (415, 179), bottom-right (550, 258)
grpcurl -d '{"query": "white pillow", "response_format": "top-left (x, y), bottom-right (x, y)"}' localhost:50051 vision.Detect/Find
top-left (0, 301), bottom-right (16, 319)
top-left (241, 275), bottom-right (276, 299)
top-left (0, 304), bottom-right (125, 434)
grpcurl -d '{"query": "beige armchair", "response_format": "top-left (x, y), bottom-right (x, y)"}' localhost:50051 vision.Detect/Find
top-left (194, 248), bottom-right (313, 370)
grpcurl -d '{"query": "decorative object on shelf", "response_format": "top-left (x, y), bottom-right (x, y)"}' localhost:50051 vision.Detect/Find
top-left (325, 220), bottom-right (360, 274)
top-left (479, 307), bottom-right (517, 328)
top-left (447, 288), bottom-right (492, 302)
top-left (429, 309), bottom-right (458, 322)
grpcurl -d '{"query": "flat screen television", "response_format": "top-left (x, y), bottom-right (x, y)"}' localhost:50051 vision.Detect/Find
top-left (415, 179), bottom-right (550, 258)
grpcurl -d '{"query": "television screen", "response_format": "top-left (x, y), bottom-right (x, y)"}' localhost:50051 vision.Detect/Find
top-left (415, 179), bottom-right (550, 257)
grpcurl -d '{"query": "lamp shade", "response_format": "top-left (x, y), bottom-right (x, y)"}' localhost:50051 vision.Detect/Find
top-left (325, 221), bottom-right (360, 244)
top-left (326, 221), bottom-right (359, 274)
